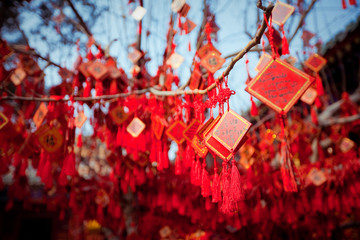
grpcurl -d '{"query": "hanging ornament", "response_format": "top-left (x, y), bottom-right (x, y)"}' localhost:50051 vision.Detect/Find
top-left (33, 102), bottom-right (48, 128)
top-left (131, 6), bottom-right (147, 21)
top-left (126, 117), bottom-right (146, 138)
top-left (271, 1), bottom-right (295, 26)
top-left (304, 53), bottom-right (327, 73)
top-left (245, 58), bottom-right (314, 114)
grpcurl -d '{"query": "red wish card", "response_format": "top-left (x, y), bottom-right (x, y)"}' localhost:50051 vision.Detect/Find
top-left (166, 120), bottom-right (186, 144)
top-left (75, 111), bottom-right (87, 128)
top-left (191, 135), bottom-right (208, 158)
top-left (110, 105), bottom-right (128, 125)
top-left (196, 116), bottom-right (220, 141)
top-left (300, 87), bottom-right (317, 105)
top-left (245, 58), bottom-right (314, 114)
top-left (189, 67), bottom-right (202, 90)
top-left (339, 138), bottom-right (355, 153)
top-left (107, 66), bottom-right (122, 79)
top-left (127, 117), bottom-right (146, 138)
top-left (182, 18), bottom-right (197, 34)
top-left (272, 1), bottom-right (295, 26)
top-left (128, 49), bottom-right (143, 63)
top-left (197, 44), bottom-right (221, 59)
top-left (10, 68), bottom-right (26, 86)
top-left (33, 103), bottom-right (48, 128)
top-left (183, 119), bottom-right (201, 142)
top-left (200, 52), bottom-right (225, 74)
top-left (78, 62), bottom-right (92, 78)
top-left (88, 62), bottom-right (109, 80)
top-left (0, 112), bottom-right (9, 130)
top-left (151, 115), bottom-right (168, 140)
top-left (304, 54), bottom-right (327, 73)
top-left (204, 110), bottom-right (251, 160)
top-left (38, 127), bottom-right (64, 153)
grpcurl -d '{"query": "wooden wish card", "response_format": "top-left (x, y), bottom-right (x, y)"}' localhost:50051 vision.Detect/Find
top-left (300, 86), bottom-right (317, 105)
top-left (165, 120), bottom-right (187, 144)
top-left (200, 51), bottom-right (225, 74)
top-left (183, 119), bottom-right (201, 143)
top-left (272, 1), bottom-right (295, 26)
top-left (110, 105), bottom-right (128, 125)
top-left (304, 53), bottom-right (327, 73)
top-left (204, 110), bottom-right (251, 160)
top-left (197, 43), bottom-right (221, 59)
top-left (245, 58), bottom-right (314, 114)
top-left (33, 103), bottom-right (48, 128)
top-left (126, 117), bottom-right (146, 138)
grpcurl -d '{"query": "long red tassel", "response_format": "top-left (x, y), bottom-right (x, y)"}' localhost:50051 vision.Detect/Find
top-left (77, 132), bottom-right (82, 148)
top-left (311, 106), bottom-right (318, 125)
top-left (116, 126), bottom-right (123, 147)
top-left (250, 96), bottom-right (258, 117)
top-left (162, 142), bottom-right (169, 169)
top-left (83, 79), bottom-right (92, 97)
top-left (42, 159), bottom-right (53, 189)
top-left (221, 163), bottom-right (232, 214)
top-left (230, 158), bottom-right (244, 202)
top-left (201, 160), bottom-right (211, 197)
top-left (349, 0), bottom-right (356, 5)
top-left (211, 154), bottom-right (221, 203)
top-left (281, 25), bottom-right (290, 55)
top-left (194, 157), bottom-right (202, 186)
top-left (190, 158), bottom-right (196, 185)
top-left (342, 0), bottom-right (347, 9)
top-left (280, 140), bottom-right (298, 192)
top-left (37, 150), bottom-right (46, 177)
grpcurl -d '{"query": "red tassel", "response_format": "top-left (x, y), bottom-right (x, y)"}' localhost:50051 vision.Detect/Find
top-left (63, 151), bottom-right (77, 177)
top-left (19, 159), bottom-right (28, 177)
top-left (162, 142), bottom-right (169, 169)
top-left (116, 126), bottom-right (122, 147)
top-left (342, 0), bottom-right (347, 8)
top-left (201, 161), bottom-right (211, 197)
top-left (59, 209), bottom-right (65, 221)
top-left (58, 170), bottom-right (68, 186)
top-left (194, 158), bottom-right (202, 186)
top-left (178, 16), bottom-right (182, 35)
top-left (37, 150), bottom-right (46, 177)
top-left (110, 79), bottom-right (118, 95)
top-left (212, 169), bottom-right (221, 203)
top-left (311, 106), bottom-right (318, 125)
top-left (230, 158), bottom-right (244, 202)
top-left (250, 96), bottom-right (258, 117)
top-left (221, 164), bottom-right (232, 214)
top-left (175, 149), bottom-right (182, 175)
top-left (349, 0), bottom-right (356, 5)
top-left (83, 79), bottom-right (92, 97)
top-left (280, 140), bottom-right (298, 192)
top-left (41, 159), bottom-right (53, 189)
top-left (16, 85), bottom-right (22, 96)
top-left (77, 132), bottom-right (82, 148)
top-left (281, 26), bottom-right (290, 55)
top-left (315, 74), bottom-right (325, 96)
top-left (95, 80), bottom-right (103, 96)
top-left (190, 158), bottom-right (196, 185)
top-left (184, 144), bottom-right (194, 168)
top-left (12, 153), bottom-right (22, 168)
top-left (188, 40), bottom-right (191, 52)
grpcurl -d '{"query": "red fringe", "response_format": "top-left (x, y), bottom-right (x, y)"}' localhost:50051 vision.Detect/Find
top-left (110, 79), bottom-right (118, 95)
top-left (281, 26), bottom-right (290, 55)
top-left (42, 159), bottom-right (53, 189)
top-left (221, 166), bottom-right (232, 214)
top-left (162, 142), bottom-right (169, 169)
top-left (280, 141), bottom-right (298, 192)
top-left (250, 96), bottom-right (258, 117)
top-left (77, 132), bottom-right (82, 148)
top-left (37, 150), bottom-right (46, 177)
top-left (310, 106), bottom-right (318, 125)
top-left (194, 158), bottom-right (202, 186)
top-left (116, 126), bottom-right (123, 147)
top-left (95, 80), bottom-right (103, 96)
top-left (201, 161), bottom-right (211, 197)
top-left (342, 0), bottom-right (347, 9)
top-left (211, 169), bottom-right (221, 203)
top-left (315, 74), bottom-right (325, 96)
top-left (83, 79), bottom-right (92, 98)
top-left (349, 0), bottom-right (356, 5)
top-left (19, 159), bottom-right (28, 177)
top-left (190, 159), bottom-right (196, 185)
top-left (175, 148), bottom-right (182, 175)
top-left (230, 159), bottom-right (244, 202)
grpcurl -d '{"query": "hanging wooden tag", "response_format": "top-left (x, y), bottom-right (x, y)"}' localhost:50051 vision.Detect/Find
top-left (88, 62), bottom-right (109, 80)
top-left (0, 40), bottom-right (13, 60)
top-left (126, 117), bottom-right (146, 138)
top-left (78, 62), bottom-right (92, 78)
top-left (171, 0), bottom-right (186, 13)
top-left (151, 116), bottom-right (167, 140)
top-left (38, 127), bottom-right (64, 153)
top-left (189, 68), bottom-right (202, 90)
top-left (304, 54), bottom-right (327, 73)
top-left (191, 135), bottom-right (208, 158)
top-left (245, 58), bottom-right (314, 114)
top-left (255, 53), bottom-right (272, 72)
top-left (75, 111), bottom-right (87, 128)
top-left (307, 168), bottom-right (326, 186)
top-left (339, 137), bottom-right (355, 153)
top-left (110, 105), bottom-right (128, 125)
top-left (204, 110), bottom-right (251, 160)
top-left (128, 49), bottom-right (143, 63)
top-left (183, 119), bottom-right (201, 142)
top-left (166, 53), bottom-right (184, 69)
top-left (33, 103), bottom-right (48, 128)
top-left (197, 44), bottom-right (221, 59)
top-left (165, 120), bottom-right (186, 144)
top-left (182, 18), bottom-right (197, 34)
top-left (0, 112), bottom-right (9, 130)
top-left (300, 86), bottom-right (317, 105)
top-left (10, 68), bottom-right (26, 86)
top-left (200, 52), bottom-right (225, 74)
top-left (131, 6), bottom-right (147, 21)
top-left (272, 1), bottom-right (295, 26)
top-left (179, 3), bottom-right (190, 17)
top-left (108, 66), bottom-right (122, 79)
